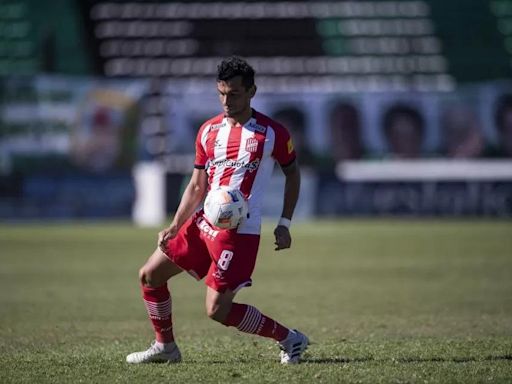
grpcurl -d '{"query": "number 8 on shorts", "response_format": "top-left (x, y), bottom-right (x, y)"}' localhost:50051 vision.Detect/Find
top-left (217, 250), bottom-right (234, 271)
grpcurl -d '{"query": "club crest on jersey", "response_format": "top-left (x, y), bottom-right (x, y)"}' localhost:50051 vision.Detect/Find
top-left (245, 137), bottom-right (259, 153)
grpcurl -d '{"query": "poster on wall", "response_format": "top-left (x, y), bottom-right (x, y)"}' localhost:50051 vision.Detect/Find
top-left (0, 76), bottom-right (148, 219)
top-left (0, 75), bottom-right (148, 174)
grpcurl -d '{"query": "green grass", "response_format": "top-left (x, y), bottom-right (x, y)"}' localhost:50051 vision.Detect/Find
top-left (0, 220), bottom-right (511, 383)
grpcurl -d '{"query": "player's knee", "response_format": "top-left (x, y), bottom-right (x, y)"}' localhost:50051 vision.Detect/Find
top-left (205, 304), bottom-right (220, 321)
top-left (138, 267), bottom-right (146, 284)
top-left (139, 267), bottom-right (158, 288)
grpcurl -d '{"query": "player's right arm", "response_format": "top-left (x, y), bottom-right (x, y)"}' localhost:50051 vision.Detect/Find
top-left (158, 168), bottom-right (208, 251)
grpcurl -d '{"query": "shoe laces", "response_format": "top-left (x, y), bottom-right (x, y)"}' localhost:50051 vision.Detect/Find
top-left (139, 341), bottom-right (162, 357)
top-left (278, 331), bottom-right (297, 351)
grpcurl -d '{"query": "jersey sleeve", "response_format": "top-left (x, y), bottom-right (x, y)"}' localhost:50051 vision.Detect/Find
top-left (272, 123), bottom-right (297, 167)
top-left (194, 123), bottom-right (209, 169)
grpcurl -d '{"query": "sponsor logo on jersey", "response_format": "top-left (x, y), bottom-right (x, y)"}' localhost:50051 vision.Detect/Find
top-left (212, 269), bottom-right (225, 280)
top-left (248, 121), bottom-right (266, 133)
top-left (196, 216), bottom-right (219, 239)
top-left (287, 138), bottom-right (294, 154)
top-left (211, 158), bottom-right (260, 172)
top-left (245, 137), bottom-right (259, 153)
top-left (210, 122), bottom-right (226, 131)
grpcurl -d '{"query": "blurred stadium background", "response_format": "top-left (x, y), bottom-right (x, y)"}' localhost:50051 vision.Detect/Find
top-left (1, 0), bottom-right (512, 223)
top-left (1, 2), bottom-right (512, 383)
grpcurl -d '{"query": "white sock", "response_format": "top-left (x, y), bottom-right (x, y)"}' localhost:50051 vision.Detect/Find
top-left (154, 341), bottom-right (165, 351)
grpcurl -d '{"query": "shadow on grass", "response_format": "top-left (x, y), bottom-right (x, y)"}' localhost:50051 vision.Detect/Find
top-left (179, 354), bottom-right (512, 365)
top-left (304, 354), bottom-right (512, 364)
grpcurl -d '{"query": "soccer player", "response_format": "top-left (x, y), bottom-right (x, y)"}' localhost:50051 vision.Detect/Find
top-left (126, 56), bottom-right (309, 365)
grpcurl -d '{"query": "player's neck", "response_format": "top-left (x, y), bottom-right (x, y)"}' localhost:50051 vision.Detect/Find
top-left (226, 108), bottom-right (253, 127)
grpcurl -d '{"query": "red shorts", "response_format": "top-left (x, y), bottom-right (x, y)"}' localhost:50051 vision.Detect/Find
top-left (164, 210), bottom-right (260, 293)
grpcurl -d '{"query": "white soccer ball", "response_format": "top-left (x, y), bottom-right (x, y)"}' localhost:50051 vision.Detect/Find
top-left (203, 187), bottom-right (248, 229)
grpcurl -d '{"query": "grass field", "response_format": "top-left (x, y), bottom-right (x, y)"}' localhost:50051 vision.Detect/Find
top-left (1, 220), bottom-right (511, 383)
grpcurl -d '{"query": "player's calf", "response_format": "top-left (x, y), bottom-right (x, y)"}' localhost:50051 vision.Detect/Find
top-left (205, 286), bottom-right (236, 323)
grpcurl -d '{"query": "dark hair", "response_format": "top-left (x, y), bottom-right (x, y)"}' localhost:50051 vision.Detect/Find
top-left (494, 93), bottom-right (512, 131)
top-left (383, 104), bottom-right (424, 136)
top-left (217, 56), bottom-right (255, 89)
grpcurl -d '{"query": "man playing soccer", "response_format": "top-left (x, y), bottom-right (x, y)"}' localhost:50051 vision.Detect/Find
top-left (126, 56), bottom-right (308, 365)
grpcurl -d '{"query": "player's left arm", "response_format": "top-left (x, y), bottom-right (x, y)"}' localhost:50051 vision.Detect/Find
top-left (274, 160), bottom-right (301, 251)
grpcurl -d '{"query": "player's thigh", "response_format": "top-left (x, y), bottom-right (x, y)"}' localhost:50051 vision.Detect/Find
top-left (204, 233), bottom-right (260, 293)
top-left (139, 247), bottom-right (183, 287)
top-left (164, 213), bottom-right (214, 281)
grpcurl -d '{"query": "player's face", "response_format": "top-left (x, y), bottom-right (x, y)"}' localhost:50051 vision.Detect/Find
top-left (217, 76), bottom-right (255, 119)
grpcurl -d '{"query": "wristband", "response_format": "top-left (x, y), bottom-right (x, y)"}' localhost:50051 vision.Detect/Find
top-left (278, 217), bottom-right (291, 229)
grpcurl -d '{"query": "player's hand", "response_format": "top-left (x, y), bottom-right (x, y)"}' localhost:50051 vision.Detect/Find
top-left (274, 225), bottom-right (291, 251)
top-left (158, 224), bottom-right (178, 253)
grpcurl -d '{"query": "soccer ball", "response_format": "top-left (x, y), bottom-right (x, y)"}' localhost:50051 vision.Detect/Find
top-left (203, 187), bottom-right (248, 229)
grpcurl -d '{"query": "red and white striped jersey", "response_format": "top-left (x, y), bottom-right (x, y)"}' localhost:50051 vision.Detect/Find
top-left (195, 109), bottom-right (296, 235)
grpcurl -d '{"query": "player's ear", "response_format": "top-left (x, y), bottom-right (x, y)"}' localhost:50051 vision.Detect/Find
top-left (249, 85), bottom-right (257, 98)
